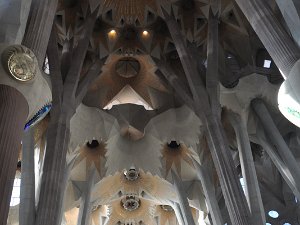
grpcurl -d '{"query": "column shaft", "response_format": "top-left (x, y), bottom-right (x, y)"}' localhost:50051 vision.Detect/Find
top-left (258, 136), bottom-right (300, 200)
top-left (205, 115), bottom-right (251, 225)
top-left (228, 113), bottom-right (265, 225)
top-left (252, 99), bottom-right (300, 197)
top-left (20, 128), bottom-right (36, 225)
top-left (0, 85), bottom-right (28, 225)
top-left (193, 160), bottom-right (223, 225)
top-left (34, 113), bottom-right (71, 225)
top-left (275, 0), bottom-right (300, 47)
top-left (206, 9), bottom-right (220, 117)
top-left (22, 0), bottom-right (59, 65)
top-left (58, 159), bottom-right (76, 224)
top-left (173, 202), bottom-right (185, 225)
top-left (234, 0), bottom-right (300, 77)
top-left (35, 12), bottom-right (98, 225)
top-left (164, 12), bottom-right (251, 225)
top-left (172, 171), bottom-right (196, 225)
top-left (77, 169), bottom-right (95, 225)
top-left (0, 0), bottom-right (32, 44)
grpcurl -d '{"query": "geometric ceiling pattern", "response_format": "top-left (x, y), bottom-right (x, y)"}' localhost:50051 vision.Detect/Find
top-left (7, 0), bottom-right (300, 225)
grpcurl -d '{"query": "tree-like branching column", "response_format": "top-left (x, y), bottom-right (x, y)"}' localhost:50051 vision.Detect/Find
top-left (158, 6), bottom-right (252, 225)
top-left (34, 9), bottom-right (105, 225)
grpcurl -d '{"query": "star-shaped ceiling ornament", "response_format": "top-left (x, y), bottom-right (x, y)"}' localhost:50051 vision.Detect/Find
top-left (105, 197), bottom-right (156, 225)
top-left (55, 0), bottom-right (89, 43)
top-left (91, 170), bottom-right (176, 206)
top-left (73, 140), bottom-right (107, 177)
top-left (163, 0), bottom-right (254, 66)
top-left (119, 169), bottom-right (156, 195)
top-left (170, 0), bottom-right (208, 43)
top-left (161, 141), bottom-right (196, 178)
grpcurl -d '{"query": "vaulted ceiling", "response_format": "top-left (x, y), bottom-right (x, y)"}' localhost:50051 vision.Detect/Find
top-left (25, 0), bottom-right (300, 225)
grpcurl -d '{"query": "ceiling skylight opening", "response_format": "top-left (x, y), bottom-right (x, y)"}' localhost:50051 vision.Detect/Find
top-left (103, 85), bottom-right (154, 111)
top-left (283, 223), bottom-right (291, 225)
top-left (263, 59), bottom-right (272, 68)
top-left (104, 100), bottom-right (153, 110)
top-left (268, 210), bottom-right (279, 218)
top-left (266, 223), bottom-right (272, 225)
top-left (10, 178), bottom-right (21, 206)
top-left (240, 177), bottom-right (246, 193)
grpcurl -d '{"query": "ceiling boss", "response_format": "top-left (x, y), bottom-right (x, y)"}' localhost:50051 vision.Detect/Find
top-left (2, 45), bottom-right (37, 82)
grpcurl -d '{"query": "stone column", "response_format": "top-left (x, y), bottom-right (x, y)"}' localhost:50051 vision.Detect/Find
top-left (0, 0), bottom-right (32, 44)
top-left (77, 169), bottom-right (95, 225)
top-left (275, 0), bottom-right (300, 47)
top-left (206, 8), bottom-right (221, 117)
top-left (163, 9), bottom-right (251, 224)
top-left (252, 99), bottom-right (300, 197)
top-left (35, 11), bottom-right (98, 225)
top-left (228, 112), bottom-right (265, 225)
top-left (0, 85), bottom-right (28, 225)
top-left (58, 158), bottom-right (76, 224)
top-left (34, 112), bottom-right (72, 225)
top-left (192, 160), bottom-right (223, 225)
top-left (205, 115), bottom-right (251, 225)
top-left (172, 171), bottom-right (196, 225)
top-left (20, 128), bottom-right (36, 225)
top-left (234, 0), bottom-right (300, 78)
top-left (257, 135), bottom-right (300, 201)
top-left (22, 0), bottom-right (59, 65)
top-left (173, 202), bottom-right (185, 225)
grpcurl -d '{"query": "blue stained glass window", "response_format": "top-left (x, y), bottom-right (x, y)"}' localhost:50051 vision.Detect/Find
top-left (268, 210), bottom-right (279, 219)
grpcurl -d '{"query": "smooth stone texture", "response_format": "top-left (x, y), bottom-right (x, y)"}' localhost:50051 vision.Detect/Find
top-left (228, 112), bottom-right (265, 225)
top-left (20, 128), bottom-right (36, 225)
top-left (193, 159), bottom-right (223, 225)
top-left (252, 99), bottom-right (300, 200)
top-left (0, 0), bottom-right (32, 44)
top-left (172, 171), bottom-right (196, 225)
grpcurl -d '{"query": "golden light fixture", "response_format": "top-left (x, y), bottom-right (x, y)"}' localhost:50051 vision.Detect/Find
top-left (108, 29), bottom-right (117, 38)
top-left (142, 30), bottom-right (149, 37)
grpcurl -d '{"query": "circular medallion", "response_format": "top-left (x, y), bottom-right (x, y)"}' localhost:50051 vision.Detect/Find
top-left (124, 168), bottom-right (139, 181)
top-left (121, 195), bottom-right (140, 211)
top-left (2, 45), bottom-right (37, 82)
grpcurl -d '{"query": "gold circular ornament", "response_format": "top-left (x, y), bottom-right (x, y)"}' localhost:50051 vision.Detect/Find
top-left (2, 45), bottom-right (37, 82)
